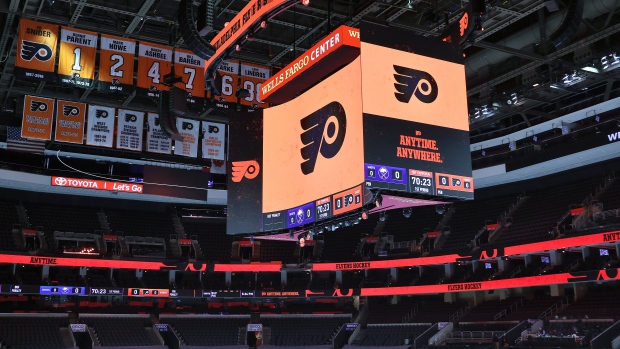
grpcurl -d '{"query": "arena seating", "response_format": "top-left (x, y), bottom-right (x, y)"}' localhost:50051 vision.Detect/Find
top-left (556, 286), bottom-right (620, 319)
top-left (105, 208), bottom-right (176, 239)
top-left (0, 200), bottom-right (20, 252)
top-left (162, 316), bottom-right (249, 346)
top-left (357, 324), bottom-right (432, 346)
top-left (366, 297), bottom-right (418, 324)
top-left (0, 315), bottom-right (70, 349)
top-left (381, 205), bottom-right (442, 246)
top-left (82, 315), bottom-right (160, 346)
top-left (261, 316), bottom-right (349, 346)
top-left (407, 299), bottom-right (468, 324)
top-left (459, 298), bottom-right (525, 322)
top-left (319, 216), bottom-right (378, 262)
top-left (25, 203), bottom-right (102, 238)
top-left (258, 240), bottom-right (297, 263)
top-left (182, 220), bottom-right (233, 262)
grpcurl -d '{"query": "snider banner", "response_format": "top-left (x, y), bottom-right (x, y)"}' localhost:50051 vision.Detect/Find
top-left (86, 105), bottom-right (115, 148)
top-left (174, 118), bottom-right (199, 158)
top-left (22, 95), bottom-right (55, 140)
top-left (240, 62), bottom-right (270, 110)
top-left (146, 113), bottom-right (172, 154)
top-left (98, 34), bottom-right (136, 93)
top-left (116, 109), bottom-right (144, 152)
top-left (201, 121), bottom-right (225, 160)
top-left (174, 49), bottom-right (205, 105)
top-left (15, 19), bottom-right (59, 81)
top-left (58, 26), bottom-right (97, 88)
top-left (55, 100), bottom-right (86, 144)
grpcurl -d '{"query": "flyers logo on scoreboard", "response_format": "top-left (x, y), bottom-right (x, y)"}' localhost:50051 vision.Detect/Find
top-left (99, 34), bottom-right (136, 93)
top-left (58, 26), bottom-right (98, 87)
top-left (231, 160), bottom-right (260, 182)
top-left (393, 65), bottom-right (438, 104)
top-left (137, 42), bottom-right (172, 97)
top-left (22, 95), bottom-right (54, 141)
top-left (174, 49), bottom-right (205, 104)
top-left (300, 101), bottom-right (347, 175)
top-left (15, 19), bottom-right (59, 81)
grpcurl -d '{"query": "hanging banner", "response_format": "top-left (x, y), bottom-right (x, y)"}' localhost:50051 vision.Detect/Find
top-left (15, 19), bottom-right (59, 81)
top-left (58, 26), bottom-right (97, 88)
top-left (54, 100), bottom-right (85, 144)
top-left (240, 62), bottom-right (270, 111)
top-left (98, 34), bottom-right (136, 93)
top-left (211, 60), bottom-right (238, 109)
top-left (137, 41), bottom-right (172, 98)
top-left (174, 118), bottom-right (199, 158)
top-left (146, 113), bottom-right (172, 154)
top-left (174, 48), bottom-right (205, 106)
top-left (21, 95), bottom-right (55, 140)
top-left (86, 105), bottom-right (115, 148)
top-left (116, 109), bottom-right (144, 152)
top-left (201, 121), bottom-right (225, 160)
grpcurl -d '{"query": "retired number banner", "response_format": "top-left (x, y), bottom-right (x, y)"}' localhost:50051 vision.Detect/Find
top-left (55, 100), bottom-right (86, 144)
top-left (174, 118), bottom-right (199, 158)
top-left (22, 95), bottom-right (55, 140)
top-left (146, 113), bottom-right (172, 154)
top-left (15, 19), bottom-right (59, 81)
top-left (211, 60), bottom-right (238, 109)
top-left (137, 42), bottom-right (172, 98)
top-left (201, 121), bottom-right (225, 160)
top-left (86, 105), bottom-right (115, 148)
top-left (174, 49), bottom-right (205, 106)
top-left (98, 34), bottom-right (136, 93)
top-left (240, 62), bottom-right (270, 110)
top-left (58, 27), bottom-right (97, 87)
top-left (116, 109), bottom-right (144, 152)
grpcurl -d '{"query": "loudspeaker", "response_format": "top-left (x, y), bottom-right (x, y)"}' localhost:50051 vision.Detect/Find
top-left (179, 0), bottom-right (216, 61)
top-left (158, 90), bottom-right (184, 141)
top-left (471, 0), bottom-right (486, 14)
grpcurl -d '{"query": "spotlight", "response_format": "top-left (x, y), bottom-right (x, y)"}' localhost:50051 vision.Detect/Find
top-left (331, 224), bottom-right (338, 231)
top-left (361, 209), bottom-right (368, 220)
top-left (375, 194), bottom-right (383, 208)
top-left (403, 208), bottom-right (412, 219)
top-left (436, 205), bottom-right (446, 215)
top-left (260, 21), bottom-right (267, 29)
top-left (301, 0), bottom-right (310, 6)
top-left (235, 44), bottom-right (241, 51)
top-left (379, 211), bottom-right (386, 222)
top-left (246, 32), bottom-right (255, 41)
top-left (344, 220), bottom-right (351, 227)
top-left (406, 0), bottom-right (413, 9)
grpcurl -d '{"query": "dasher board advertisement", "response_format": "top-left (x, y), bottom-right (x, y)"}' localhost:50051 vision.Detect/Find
top-left (15, 19), bottom-right (59, 81)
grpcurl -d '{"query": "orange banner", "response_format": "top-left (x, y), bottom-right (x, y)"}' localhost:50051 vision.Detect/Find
top-left (210, 60), bottom-right (238, 107)
top-left (15, 19), bottom-right (59, 81)
top-left (21, 95), bottom-right (54, 140)
top-left (58, 26), bottom-right (97, 87)
top-left (137, 41), bottom-right (172, 97)
top-left (99, 34), bottom-right (136, 93)
top-left (174, 48), bottom-right (205, 103)
top-left (240, 62), bottom-right (269, 110)
top-left (55, 100), bottom-right (86, 144)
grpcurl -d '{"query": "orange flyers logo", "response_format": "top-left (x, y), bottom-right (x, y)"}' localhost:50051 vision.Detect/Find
top-left (21, 41), bottom-right (53, 62)
top-left (232, 160), bottom-right (260, 182)
top-left (459, 13), bottom-right (469, 36)
top-left (393, 65), bottom-right (438, 104)
top-left (300, 101), bottom-right (346, 175)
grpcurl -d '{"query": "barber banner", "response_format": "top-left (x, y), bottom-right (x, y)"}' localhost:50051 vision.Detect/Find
top-left (58, 26), bottom-right (98, 88)
top-left (116, 109), bottom-right (144, 151)
top-left (55, 100), bottom-right (86, 144)
top-left (174, 118), bottom-right (199, 158)
top-left (201, 121), bottom-right (225, 160)
top-left (174, 48), bottom-right (205, 106)
top-left (86, 105), bottom-right (115, 148)
top-left (146, 113), bottom-right (172, 154)
top-left (15, 19), bottom-right (59, 81)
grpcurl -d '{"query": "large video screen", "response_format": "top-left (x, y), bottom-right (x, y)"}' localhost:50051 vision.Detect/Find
top-left (360, 24), bottom-right (473, 199)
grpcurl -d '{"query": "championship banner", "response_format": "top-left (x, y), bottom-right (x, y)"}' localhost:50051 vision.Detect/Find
top-left (21, 95), bottom-right (54, 140)
top-left (15, 19), bottom-right (59, 81)
top-left (55, 100), bottom-right (85, 144)
top-left (201, 121), bottom-right (225, 160)
top-left (173, 118), bottom-right (199, 158)
top-left (116, 109), bottom-right (144, 151)
top-left (174, 48), bottom-right (205, 105)
top-left (211, 60), bottom-right (238, 109)
top-left (58, 26), bottom-right (97, 87)
top-left (86, 105), bottom-right (115, 148)
top-left (137, 41), bottom-right (172, 98)
top-left (98, 34), bottom-right (136, 93)
top-left (146, 113), bottom-right (172, 154)
top-left (240, 62), bottom-right (270, 110)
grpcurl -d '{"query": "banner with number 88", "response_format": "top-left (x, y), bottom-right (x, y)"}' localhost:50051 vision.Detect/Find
top-left (240, 62), bottom-right (270, 110)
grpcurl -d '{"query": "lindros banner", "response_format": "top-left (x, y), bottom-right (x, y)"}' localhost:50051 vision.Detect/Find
top-left (174, 48), bottom-right (205, 105)
top-left (137, 41), bottom-right (172, 98)
top-left (116, 109), bottom-right (144, 151)
top-left (15, 19), bottom-right (59, 81)
top-left (55, 100), bottom-right (86, 144)
top-left (22, 95), bottom-right (54, 140)
top-left (58, 26), bottom-right (97, 88)
top-left (98, 34), bottom-right (136, 93)
top-left (174, 118), bottom-right (200, 158)
top-left (146, 113), bottom-right (172, 154)
top-left (240, 62), bottom-right (270, 110)
top-left (86, 105), bottom-right (115, 148)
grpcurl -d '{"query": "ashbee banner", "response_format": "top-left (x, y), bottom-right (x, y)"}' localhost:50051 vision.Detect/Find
top-left (146, 113), bottom-right (172, 154)
top-left (86, 105), bottom-right (115, 148)
top-left (201, 121), bottom-right (225, 160)
top-left (174, 118), bottom-right (199, 158)
top-left (116, 109), bottom-right (144, 151)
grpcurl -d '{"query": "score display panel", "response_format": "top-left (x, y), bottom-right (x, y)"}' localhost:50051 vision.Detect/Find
top-left (360, 23), bottom-right (473, 200)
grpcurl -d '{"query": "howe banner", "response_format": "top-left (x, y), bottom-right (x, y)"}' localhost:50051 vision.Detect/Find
top-left (201, 121), bottom-right (225, 160)
top-left (98, 34), bottom-right (136, 93)
top-left (174, 118), bottom-right (199, 158)
top-left (86, 105), bottom-right (115, 147)
top-left (146, 113), bottom-right (172, 154)
top-left (116, 109), bottom-right (144, 151)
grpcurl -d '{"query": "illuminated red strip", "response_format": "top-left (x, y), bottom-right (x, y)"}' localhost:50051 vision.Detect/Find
top-left (0, 254), bottom-right (171, 270)
top-left (213, 262), bottom-right (282, 272)
top-left (311, 254), bottom-right (461, 271)
top-left (504, 230), bottom-right (620, 256)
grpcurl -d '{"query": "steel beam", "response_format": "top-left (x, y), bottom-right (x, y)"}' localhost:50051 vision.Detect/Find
top-left (0, 0), bottom-right (20, 61)
top-left (125, 0), bottom-right (156, 34)
top-left (69, 0), bottom-right (89, 24)
top-left (271, 16), bottom-right (334, 63)
top-left (474, 41), bottom-right (545, 61)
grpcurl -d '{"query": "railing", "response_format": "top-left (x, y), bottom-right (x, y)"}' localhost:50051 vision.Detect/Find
top-left (593, 208), bottom-right (620, 221)
top-left (401, 304), bottom-right (419, 323)
top-left (538, 296), bottom-right (572, 319)
top-left (446, 330), bottom-right (506, 343)
top-left (448, 306), bottom-right (467, 322)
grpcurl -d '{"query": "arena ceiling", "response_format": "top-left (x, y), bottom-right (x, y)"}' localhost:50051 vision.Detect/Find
top-left (1, 0), bottom-right (620, 140)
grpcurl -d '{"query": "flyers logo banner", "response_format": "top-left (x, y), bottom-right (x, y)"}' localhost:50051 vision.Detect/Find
top-left (86, 105), bottom-right (115, 148)
top-left (98, 34), bottom-right (136, 93)
top-left (210, 60), bottom-right (239, 108)
top-left (174, 118), bottom-right (200, 158)
top-left (393, 65), bottom-right (438, 104)
top-left (300, 101), bottom-right (346, 174)
top-left (240, 62), bottom-right (270, 111)
top-left (21, 96), bottom-right (54, 140)
top-left (232, 160), bottom-right (260, 182)
top-left (15, 19), bottom-right (59, 81)
top-left (116, 109), bottom-right (144, 151)
top-left (137, 42), bottom-right (172, 98)
top-left (174, 49), bottom-right (205, 105)
top-left (146, 113), bottom-right (172, 154)
top-left (55, 100), bottom-right (86, 144)
top-left (58, 27), bottom-right (97, 88)
top-left (201, 121), bottom-right (225, 160)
